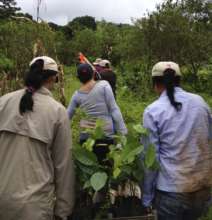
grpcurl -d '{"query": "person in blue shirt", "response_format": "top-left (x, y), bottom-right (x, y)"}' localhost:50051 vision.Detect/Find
top-left (67, 63), bottom-right (127, 162)
top-left (142, 61), bottom-right (212, 220)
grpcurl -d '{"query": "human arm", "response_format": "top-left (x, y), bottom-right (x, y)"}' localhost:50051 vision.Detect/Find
top-left (141, 109), bottom-right (160, 207)
top-left (104, 83), bottom-right (127, 135)
top-left (67, 92), bottom-right (79, 119)
top-left (52, 107), bottom-right (75, 219)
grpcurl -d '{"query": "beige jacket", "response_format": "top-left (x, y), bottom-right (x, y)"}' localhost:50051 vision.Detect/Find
top-left (0, 87), bottom-right (75, 220)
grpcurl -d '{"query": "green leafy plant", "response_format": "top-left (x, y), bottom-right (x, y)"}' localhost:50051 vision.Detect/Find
top-left (0, 54), bottom-right (14, 73)
top-left (200, 206), bottom-right (212, 220)
top-left (73, 120), bottom-right (158, 190)
top-left (72, 119), bottom-right (158, 218)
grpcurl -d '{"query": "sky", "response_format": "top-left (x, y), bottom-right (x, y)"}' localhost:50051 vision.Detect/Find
top-left (16, 0), bottom-right (164, 25)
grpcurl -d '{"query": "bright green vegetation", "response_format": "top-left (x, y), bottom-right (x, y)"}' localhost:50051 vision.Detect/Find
top-left (73, 120), bottom-right (157, 191)
top-left (0, 0), bottom-right (212, 98)
top-left (201, 207), bottom-right (212, 220)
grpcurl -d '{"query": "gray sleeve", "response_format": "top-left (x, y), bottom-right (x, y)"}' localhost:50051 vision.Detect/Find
top-left (67, 92), bottom-right (79, 119)
top-left (104, 83), bottom-right (127, 135)
top-left (52, 107), bottom-right (75, 218)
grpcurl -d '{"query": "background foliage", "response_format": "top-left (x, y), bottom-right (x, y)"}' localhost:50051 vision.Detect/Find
top-left (0, 0), bottom-right (212, 97)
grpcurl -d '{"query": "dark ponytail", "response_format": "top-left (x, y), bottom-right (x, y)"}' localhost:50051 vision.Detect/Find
top-left (19, 59), bottom-right (57, 114)
top-left (163, 69), bottom-right (182, 111)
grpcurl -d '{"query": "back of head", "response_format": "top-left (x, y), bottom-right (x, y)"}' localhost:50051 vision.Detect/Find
top-left (19, 56), bottom-right (58, 115)
top-left (77, 63), bottom-right (94, 84)
top-left (152, 61), bottom-right (182, 111)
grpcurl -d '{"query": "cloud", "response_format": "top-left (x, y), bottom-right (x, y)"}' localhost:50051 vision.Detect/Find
top-left (16, 0), bottom-right (164, 25)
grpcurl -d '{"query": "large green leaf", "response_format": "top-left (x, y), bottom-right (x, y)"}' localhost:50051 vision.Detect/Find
top-left (122, 145), bottom-right (144, 164)
top-left (83, 180), bottom-right (91, 189)
top-left (77, 162), bottom-right (97, 175)
top-left (113, 135), bottom-right (127, 146)
top-left (83, 138), bottom-right (95, 152)
top-left (93, 120), bottom-right (105, 139)
top-left (145, 144), bottom-right (156, 168)
top-left (90, 172), bottom-right (108, 191)
top-left (132, 169), bottom-right (144, 182)
top-left (133, 124), bottom-right (148, 136)
top-left (113, 167), bottom-right (121, 179)
top-left (122, 165), bottom-right (132, 175)
top-left (73, 148), bottom-right (98, 166)
top-left (121, 145), bottom-right (132, 161)
top-left (113, 153), bottom-right (122, 168)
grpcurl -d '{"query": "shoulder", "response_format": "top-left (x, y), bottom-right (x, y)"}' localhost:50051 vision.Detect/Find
top-left (67, 91), bottom-right (80, 108)
top-left (183, 90), bottom-right (208, 107)
top-left (46, 97), bottom-right (69, 122)
top-left (95, 80), bottom-right (110, 89)
top-left (49, 96), bottom-right (66, 111)
top-left (144, 98), bottom-right (164, 117)
top-left (0, 89), bottom-right (24, 103)
top-left (187, 92), bottom-right (204, 102)
top-left (35, 91), bottom-right (67, 117)
top-left (52, 97), bottom-right (65, 109)
top-left (0, 89), bottom-right (24, 98)
top-left (71, 90), bottom-right (80, 100)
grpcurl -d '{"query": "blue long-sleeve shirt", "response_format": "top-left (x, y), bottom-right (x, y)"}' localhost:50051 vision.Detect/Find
top-left (67, 80), bottom-right (127, 136)
top-left (142, 87), bottom-right (212, 207)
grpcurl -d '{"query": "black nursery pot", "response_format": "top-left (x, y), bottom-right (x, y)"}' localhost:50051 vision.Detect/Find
top-left (69, 190), bottom-right (94, 220)
top-left (70, 205), bottom-right (94, 220)
top-left (106, 216), bottom-right (156, 220)
top-left (69, 195), bottom-right (156, 220)
top-left (112, 196), bottom-right (147, 217)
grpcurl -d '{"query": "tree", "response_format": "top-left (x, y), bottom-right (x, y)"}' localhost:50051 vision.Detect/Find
top-left (0, 21), bottom-right (57, 79)
top-left (48, 22), bottom-right (62, 31)
top-left (16, 12), bottom-right (33, 21)
top-left (0, 0), bottom-right (20, 19)
top-left (61, 25), bottom-right (74, 40)
top-left (62, 16), bottom-right (96, 40)
top-left (70, 16), bottom-right (97, 31)
top-left (136, 0), bottom-right (212, 83)
top-left (70, 28), bottom-right (97, 57)
top-left (95, 21), bottom-right (119, 61)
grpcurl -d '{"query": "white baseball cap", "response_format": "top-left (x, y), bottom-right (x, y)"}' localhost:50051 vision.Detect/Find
top-left (99, 59), bottom-right (111, 67)
top-left (152, 61), bottom-right (181, 77)
top-left (93, 58), bottom-right (102, 65)
top-left (30, 56), bottom-right (58, 72)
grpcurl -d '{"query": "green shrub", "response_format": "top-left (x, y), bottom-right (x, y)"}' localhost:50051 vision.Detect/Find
top-left (0, 54), bottom-right (14, 73)
top-left (200, 206), bottom-right (212, 220)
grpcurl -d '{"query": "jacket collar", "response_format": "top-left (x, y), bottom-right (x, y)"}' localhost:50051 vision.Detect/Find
top-left (36, 87), bottom-right (53, 97)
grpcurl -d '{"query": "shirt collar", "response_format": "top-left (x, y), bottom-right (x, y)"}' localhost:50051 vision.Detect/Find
top-left (160, 87), bottom-right (183, 98)
top-left (36, 87), bottom-right (53, 97)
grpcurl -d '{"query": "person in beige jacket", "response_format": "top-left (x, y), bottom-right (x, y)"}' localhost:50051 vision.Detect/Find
top-left (0, 56), bottom-right (75, 220)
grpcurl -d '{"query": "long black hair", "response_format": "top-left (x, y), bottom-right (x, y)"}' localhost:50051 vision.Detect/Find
top-left (153, 68), bottom-right (182, 111)
top-left (19, 59), bottom-right (57, 114)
